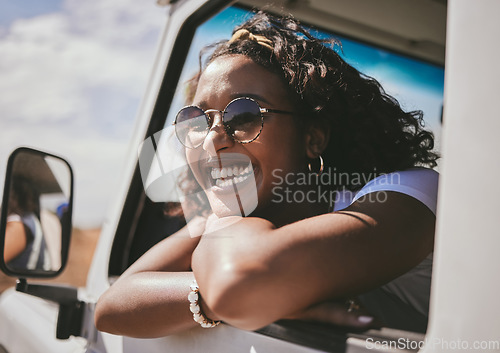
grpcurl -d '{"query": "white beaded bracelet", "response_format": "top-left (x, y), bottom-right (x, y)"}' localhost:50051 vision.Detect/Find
top-left (188, 280), bottom-right (221, 328)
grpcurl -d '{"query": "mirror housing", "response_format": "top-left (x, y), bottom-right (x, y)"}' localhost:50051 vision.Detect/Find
top-left (0, 147), bottom-right (73, 278)
top-left (0, 148), bottom-right (82, 340)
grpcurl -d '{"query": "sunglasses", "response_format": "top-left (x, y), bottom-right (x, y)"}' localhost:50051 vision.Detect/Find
top-left (173, 97), bottom-right (293, 149)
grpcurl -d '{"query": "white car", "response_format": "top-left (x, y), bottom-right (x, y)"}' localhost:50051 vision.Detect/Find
top-left (1, 1), bottom-right (499, 352)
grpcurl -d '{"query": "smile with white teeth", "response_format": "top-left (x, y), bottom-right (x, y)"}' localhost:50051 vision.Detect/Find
top-left (210, 164), bottom-right (253, 187)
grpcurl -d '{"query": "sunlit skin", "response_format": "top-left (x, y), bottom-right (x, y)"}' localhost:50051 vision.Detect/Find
top-left (94, 54), bottom-right (435, 337)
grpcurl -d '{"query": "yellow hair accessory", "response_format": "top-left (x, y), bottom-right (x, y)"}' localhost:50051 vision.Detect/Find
top-left (227, 29), bottom-right (273, 50)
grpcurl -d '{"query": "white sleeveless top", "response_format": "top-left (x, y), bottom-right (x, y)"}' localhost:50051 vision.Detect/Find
top-left (333, 168), bottom-right (438, 326)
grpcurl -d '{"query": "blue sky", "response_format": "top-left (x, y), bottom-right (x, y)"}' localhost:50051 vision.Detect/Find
top-left (0, 0), bottom-right (62, 28)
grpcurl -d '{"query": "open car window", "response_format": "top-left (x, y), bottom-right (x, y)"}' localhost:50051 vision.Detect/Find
top-left (108, 2), bottom-right (445, 351)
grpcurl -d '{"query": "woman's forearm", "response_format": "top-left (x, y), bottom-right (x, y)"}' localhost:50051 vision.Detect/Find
top-left (95, 272), bottom-right (201, 338)
top-left (192, 194), bottom-right (435, 330)
top-left (95, 222), bottom-right (210, 337)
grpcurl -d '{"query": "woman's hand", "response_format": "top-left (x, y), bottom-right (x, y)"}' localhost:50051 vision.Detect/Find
top-left (203, 213), bottom-right (243, 234)
top-left (284, 300), bottom-right (380, 329)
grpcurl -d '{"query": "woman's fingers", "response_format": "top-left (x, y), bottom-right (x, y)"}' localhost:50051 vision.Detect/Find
top-left (287, 301), bottom-right (379, 328)
top-left (204, 214), bottom-right (243, 234)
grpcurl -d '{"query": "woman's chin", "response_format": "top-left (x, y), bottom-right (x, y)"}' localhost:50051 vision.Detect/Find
top-left (211, 205), bottom-right (243, 218)
top-left (205, 178), bottom-right (259, 218)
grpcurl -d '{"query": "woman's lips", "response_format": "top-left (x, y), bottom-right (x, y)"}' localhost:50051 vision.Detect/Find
top-left (195, 153), bottom-right (259, 216)
top-left (197, 153), bottom-right (255, 190)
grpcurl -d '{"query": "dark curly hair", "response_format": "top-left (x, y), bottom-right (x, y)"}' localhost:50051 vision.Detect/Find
top-left (193, 11), bottom-right (438, 189)
top-left (166, 10), bottom-right (439, 218)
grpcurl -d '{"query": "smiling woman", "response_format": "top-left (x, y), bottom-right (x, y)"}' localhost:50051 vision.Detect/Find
top-left (95, 10), bottom-right (438, 338)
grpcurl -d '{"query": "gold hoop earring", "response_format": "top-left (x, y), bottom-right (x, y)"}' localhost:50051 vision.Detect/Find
top-left (308, 155), bottom-right (324, 175)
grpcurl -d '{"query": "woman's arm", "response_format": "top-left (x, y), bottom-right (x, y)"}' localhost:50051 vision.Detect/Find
top-left (4, 221), bottom-right (28, 263)
top-left (96, 271), bottom-right (199, 337)
top-left (95, 221), bottom-right (218, 337)
top-left (192, 191), bottom-right (435, 330)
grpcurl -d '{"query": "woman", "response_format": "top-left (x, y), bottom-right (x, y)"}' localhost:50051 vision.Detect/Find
top-left (95, 11), bottom-right (438, 337)
top-left (4, 177), bottom-right (51, 271)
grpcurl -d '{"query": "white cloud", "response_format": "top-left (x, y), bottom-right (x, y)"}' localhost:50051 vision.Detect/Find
top-left (0, 0), bottom-right (166, 227)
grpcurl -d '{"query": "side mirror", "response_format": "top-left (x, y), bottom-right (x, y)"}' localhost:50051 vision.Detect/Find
top-left (0, 147), bottom-right (73, 278)
top-left (0, 148), bottom-right (82, 339)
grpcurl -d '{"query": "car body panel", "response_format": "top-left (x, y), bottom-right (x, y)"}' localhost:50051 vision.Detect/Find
top-left (2, 1), bottom-right (500, 352)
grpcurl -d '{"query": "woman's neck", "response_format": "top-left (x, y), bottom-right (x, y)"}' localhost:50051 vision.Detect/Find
top-left (254, 183), bottom-right (331, 228)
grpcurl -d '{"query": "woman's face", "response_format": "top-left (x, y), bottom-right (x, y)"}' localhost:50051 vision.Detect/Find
top-left (185, 55), bottom-right (308, 219)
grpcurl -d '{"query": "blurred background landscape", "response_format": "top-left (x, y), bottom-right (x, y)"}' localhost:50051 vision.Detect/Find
top-left (0, 0), bottom-right (165, 228)
top-left (1, 0), bottom-right (166, 292)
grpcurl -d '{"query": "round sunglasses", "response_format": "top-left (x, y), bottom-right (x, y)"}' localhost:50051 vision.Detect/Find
top-left (173, 97), bottom-right (293, 149)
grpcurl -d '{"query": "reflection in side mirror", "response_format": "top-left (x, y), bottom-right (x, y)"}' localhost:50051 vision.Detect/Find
top-left (0, 147), bottom-right (73, 278)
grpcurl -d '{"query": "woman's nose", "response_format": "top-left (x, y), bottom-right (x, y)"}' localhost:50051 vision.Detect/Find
top-left (202, 111), bottom-right (234, 156)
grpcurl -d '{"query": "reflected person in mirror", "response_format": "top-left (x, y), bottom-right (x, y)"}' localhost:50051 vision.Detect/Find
top-left (4, 177), bottom-right (51, 271)
top-left (96, 11), bottom-right (439, 337)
